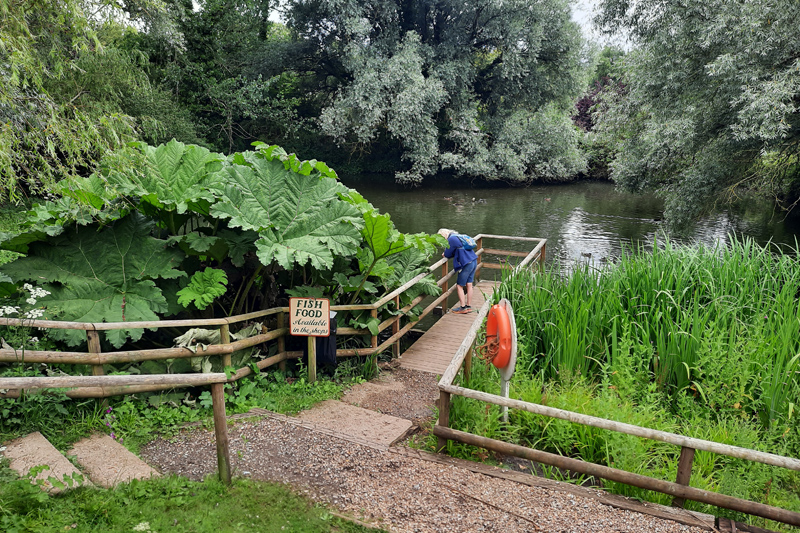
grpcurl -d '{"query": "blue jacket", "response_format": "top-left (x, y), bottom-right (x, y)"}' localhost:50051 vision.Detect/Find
top-left (444, 234), bottom-right (478, 270)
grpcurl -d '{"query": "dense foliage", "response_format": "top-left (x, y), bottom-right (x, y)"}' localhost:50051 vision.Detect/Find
top-left (0, 141), bottom-right (442, 349)
top-left (592, 0), bottom-right (800, 226)
top-left (291, 0), bottom-right (588, 184)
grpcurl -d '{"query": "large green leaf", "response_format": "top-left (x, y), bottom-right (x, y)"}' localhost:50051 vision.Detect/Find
top-left (107, 140), bottom-right (224, 214)
top-left (57, 176), bottom-right (120, 210)
top-left (177, 268), bottom-right (228, 310)
top-left (0, 194), bottom-right (130, 254)
top-left (217, 229), bottom-right (258, 268)
top-left (361, 211), bottom-right (412, 260)
top-left (1, 214), bottom-right (185, 347)
top-left (211, 153), bottom-right (363, 270)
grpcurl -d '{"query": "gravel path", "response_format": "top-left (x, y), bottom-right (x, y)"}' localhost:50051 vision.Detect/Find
top-left (141, 415), bottom-right (708, 533)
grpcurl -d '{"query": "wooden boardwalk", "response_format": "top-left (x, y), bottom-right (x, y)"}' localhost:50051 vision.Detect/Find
top-left (399, 280), bottom-right (498, 375)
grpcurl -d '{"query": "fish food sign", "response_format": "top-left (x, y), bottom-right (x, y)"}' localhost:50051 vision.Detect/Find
top-left (289, 298), bottom-right (330, 337)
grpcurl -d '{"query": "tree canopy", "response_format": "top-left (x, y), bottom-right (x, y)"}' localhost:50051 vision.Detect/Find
top-left (0, 0), bottom-right (199, 201)
top-left (290, 0), bottom-right (588, 184)
top-left (593, 0), bottom-right (800, 226)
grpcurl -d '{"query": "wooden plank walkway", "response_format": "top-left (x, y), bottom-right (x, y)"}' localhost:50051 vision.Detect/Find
top-left (399, 280), bottom-right (498, 375)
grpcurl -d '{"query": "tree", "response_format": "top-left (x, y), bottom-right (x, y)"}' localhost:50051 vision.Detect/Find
top-left (289, 0), bottom-right (587, 184)
top-left (0, 0), bottom-right (199, 201)
top-left (593, 0), bottom-right (800, 226)
top-left (132, 0), bottom-right (308, 154)
top-left (0, 0), bottom-right (130, 200)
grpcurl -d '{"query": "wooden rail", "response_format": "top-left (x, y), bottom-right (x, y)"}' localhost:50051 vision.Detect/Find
top-left (0, 233), bottom-right (545, 484)
top-left (434, 235), bottom-right (800, 527)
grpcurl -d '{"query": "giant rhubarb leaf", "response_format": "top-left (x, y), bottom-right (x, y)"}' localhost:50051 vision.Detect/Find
top-left (108, 140), bottom-right (224, 214)
top-left (1, 214), bottom-right (185, 347)
top-left (211, 152), bottom-right (363, 270)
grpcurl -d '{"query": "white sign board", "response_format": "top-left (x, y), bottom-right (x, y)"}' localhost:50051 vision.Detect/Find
top-left (289, 298), bottom-right (330, 337)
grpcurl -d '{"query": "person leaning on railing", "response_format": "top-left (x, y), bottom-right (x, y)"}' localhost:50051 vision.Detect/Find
top-left (438, 228), bottom-right (478, 314)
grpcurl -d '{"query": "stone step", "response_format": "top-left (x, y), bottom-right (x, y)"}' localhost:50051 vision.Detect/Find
top-left (68, 434), bottom-right (160, 488)
top-left (2, 432), bottom-right (92, 492)
top-left (296, 399), bottom-right (414, 447)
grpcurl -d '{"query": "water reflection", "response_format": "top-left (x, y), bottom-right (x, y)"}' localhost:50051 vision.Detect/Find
top-left (340, 177), bottom-right (800, 268)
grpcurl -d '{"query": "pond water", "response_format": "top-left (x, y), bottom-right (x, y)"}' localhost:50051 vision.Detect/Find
top-left (341, 177), bottom-right (800, 267)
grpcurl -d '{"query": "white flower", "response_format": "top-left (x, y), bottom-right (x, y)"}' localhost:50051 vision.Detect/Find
top-left (24, 309), bottom-right (45, 319)
top-left (133, 522), bottom-right (152, 532)
top-left (29, 337), bottom-right (39, 344)
top-left (0, 305), bottom-right (20, 317)
top-left (26, 297), bottom-right (37, 305)
top-left (23, 283), bottom-right (32, 291)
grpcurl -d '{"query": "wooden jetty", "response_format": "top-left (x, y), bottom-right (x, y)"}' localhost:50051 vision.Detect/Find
top-left (399, 279), bottom-right (498, 375)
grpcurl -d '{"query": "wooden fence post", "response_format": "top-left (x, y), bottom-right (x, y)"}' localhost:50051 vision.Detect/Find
top-left (437, 390), bottom-right (451, 452)
top-left (219, 324), bottom-right (231, 368)
top-left (86, 330), bottom-right (104, 376)
top-left (475, 236), bottom-right (483, 280)
top-left (370, 309), bottom-right (378, 352)
top-left (277, 312), bottom-right (286, 371)
top-left (672, 446), bottom-right (696, 508)
top-left (211, 382), bottom-right (231, 485)
top-left (539, 242), bottom-right (546, 271)
top-left (307, 336), bottom-right (317, 383)
top-left (392, 296), bottom-right (401, 358)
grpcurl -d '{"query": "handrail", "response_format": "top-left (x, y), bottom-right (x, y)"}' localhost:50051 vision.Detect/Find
top-left (440, 384), bottom-right (800, 472)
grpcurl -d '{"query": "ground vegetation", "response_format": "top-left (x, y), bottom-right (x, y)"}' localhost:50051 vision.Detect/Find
top-left (0, 465), bottom-right (381, 533)
top-left (444, 239), bottom-right (800, 530)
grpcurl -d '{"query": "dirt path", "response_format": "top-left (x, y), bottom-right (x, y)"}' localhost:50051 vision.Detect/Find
top-left (140, 365), bottom-right (718, 533)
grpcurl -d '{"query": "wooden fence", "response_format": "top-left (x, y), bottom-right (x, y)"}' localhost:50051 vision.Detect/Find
top-left (435, 283), bottom-right (800, 528)
top-left (0, 234), bottom-right (545, 483)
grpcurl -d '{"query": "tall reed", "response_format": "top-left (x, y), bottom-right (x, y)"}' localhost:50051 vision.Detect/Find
top-left (495, 237), bottom-right (800, 430)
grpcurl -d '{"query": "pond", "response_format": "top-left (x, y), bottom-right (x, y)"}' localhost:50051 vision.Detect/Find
top-left (341, 177), bottom-right (800, 267)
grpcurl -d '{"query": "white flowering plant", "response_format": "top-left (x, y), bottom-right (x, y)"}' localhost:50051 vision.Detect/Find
top-left (0, 282), bottom-right (53, 357)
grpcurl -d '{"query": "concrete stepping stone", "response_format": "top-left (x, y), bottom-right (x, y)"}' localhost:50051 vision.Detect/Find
top-left (69, 434), bottom-right (160, 488)
top-left (296, 399), bottom-right (414, 447)
top-left (2, 432), bottom-right (92, 492)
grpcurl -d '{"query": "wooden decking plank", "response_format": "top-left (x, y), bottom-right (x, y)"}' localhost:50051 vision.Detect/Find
top-left (400, 280), bottom-right (497, 375)
top-left (403, 343), bottom-right (459, 354)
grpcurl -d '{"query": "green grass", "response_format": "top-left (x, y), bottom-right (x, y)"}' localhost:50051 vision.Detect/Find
top-left (442, 237), bottom-right (800, 531)
top-left (0, 465), bottom-right (384, 533)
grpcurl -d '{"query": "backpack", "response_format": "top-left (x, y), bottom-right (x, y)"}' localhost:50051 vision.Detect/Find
top-left (456, 233), bottom-right (477, 251)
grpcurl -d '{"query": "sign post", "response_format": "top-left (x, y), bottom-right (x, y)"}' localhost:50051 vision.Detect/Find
top-left (289, 297), bottom-right (331, 383)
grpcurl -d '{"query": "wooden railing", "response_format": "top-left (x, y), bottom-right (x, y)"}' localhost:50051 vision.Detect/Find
top-left (434, 238), bottom-right (800, 528)
top-left (0, 234), bottom-right (545, 483)
top-left (0, 234), bottom-right (545, 397)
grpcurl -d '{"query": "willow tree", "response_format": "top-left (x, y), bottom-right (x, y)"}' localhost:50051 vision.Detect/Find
top-left (0, 0), bottom-right (194, 201)
top-left (289, 0), bottom-right (587, 184)
top-left (594, 0), bottom-right (800, 227)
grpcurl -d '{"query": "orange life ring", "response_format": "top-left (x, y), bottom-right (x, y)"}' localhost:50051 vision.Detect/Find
top-left (486, 304), bottom-right (512, 369)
